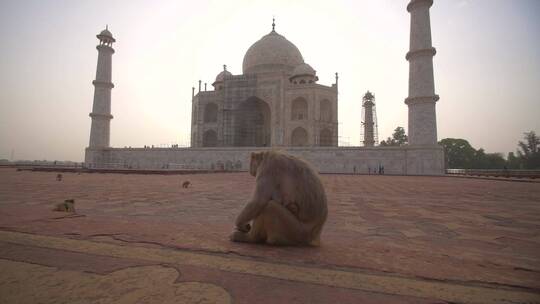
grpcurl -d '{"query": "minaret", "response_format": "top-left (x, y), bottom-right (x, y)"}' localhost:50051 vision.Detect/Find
top-left (405, 0), bottom-right (439, 146)
top-left (362, 91), bottom-right (376, 147)
top-left (88, 26), bottom-right (115, 149)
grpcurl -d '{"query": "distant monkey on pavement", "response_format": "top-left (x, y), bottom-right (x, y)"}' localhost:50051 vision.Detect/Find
top-left (53, 199), bottom-right (75, 213)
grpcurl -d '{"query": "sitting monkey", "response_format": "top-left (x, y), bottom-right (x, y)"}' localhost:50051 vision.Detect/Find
top-left (53, 199), bottom-right (75, 212)
top-left (182, 181), bottom-right (191, 188)
top-left (230, 151), bottom-right (328, 246)
top-left (56, 173), bottom-right (63, 181)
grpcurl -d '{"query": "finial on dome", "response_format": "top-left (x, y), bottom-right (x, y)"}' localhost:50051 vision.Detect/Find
top-left (272, 16), bottom-right (275, 31)
top-left (223, 64), bottom-right (227, 71)
top-left (106, 24), bottom-right (108, 30)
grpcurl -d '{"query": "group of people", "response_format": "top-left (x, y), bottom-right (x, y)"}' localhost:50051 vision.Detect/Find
top-left (141, 144), bottom-right (181, 149)
top-left (352, 164), bottom-right (385, 175)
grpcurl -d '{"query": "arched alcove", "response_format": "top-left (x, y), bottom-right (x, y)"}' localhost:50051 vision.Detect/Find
top-left (204, 103), bottom-right (218, 123)
top-left (202, 130), bottom-right (217, 147)
top-left (291, 127), bottom-right (308, 146)
top-left (320, 99), bottom-right (331, 122)
top-left (320, 128), bottom-right (332, 146)
top-left (291, 97), bottom-right (308, 120)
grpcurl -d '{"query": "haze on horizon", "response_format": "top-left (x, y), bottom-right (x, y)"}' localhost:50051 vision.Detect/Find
top-left (0, 0), bottom-right (539, 162)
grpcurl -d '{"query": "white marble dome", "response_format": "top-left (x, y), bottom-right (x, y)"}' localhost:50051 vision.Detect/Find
top-left (242, 30), bottom-right (304, 74)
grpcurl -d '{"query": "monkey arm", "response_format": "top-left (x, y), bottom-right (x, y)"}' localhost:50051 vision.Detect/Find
top-left (235, 176), bottom-right (275, 229)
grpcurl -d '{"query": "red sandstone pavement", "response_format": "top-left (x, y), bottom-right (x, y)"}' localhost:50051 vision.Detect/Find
top-left (0, 168), bottom-right (539, 303)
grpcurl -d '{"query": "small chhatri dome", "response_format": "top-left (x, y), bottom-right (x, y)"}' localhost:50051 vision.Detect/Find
top-left (290, 63), bottom-right (318, 84)
top-left (292, 63), bottom-right (316, 77)
top-left (215, 65), bottom-right (232, 83)
top-left (100, 28), bottom-right (112, 37)
top-left (97, 25), bottom-right (115, 43)
top-left (242, 28), bottom-right (304, 74)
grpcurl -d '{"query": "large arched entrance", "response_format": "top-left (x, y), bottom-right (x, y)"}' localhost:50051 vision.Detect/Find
top-left (291, 127), bottom-right (308, 146)
top-left (234, 97), bottom-right (271, 146)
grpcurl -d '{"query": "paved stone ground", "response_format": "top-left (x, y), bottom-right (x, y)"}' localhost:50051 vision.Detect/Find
top-left (0, 167), bottom-right (539, 303)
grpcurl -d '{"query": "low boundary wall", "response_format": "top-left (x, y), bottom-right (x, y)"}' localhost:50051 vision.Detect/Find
top-left (85, 146), bottom-right (445, 176)
top-left (447, 169), bottom-right (540, 179)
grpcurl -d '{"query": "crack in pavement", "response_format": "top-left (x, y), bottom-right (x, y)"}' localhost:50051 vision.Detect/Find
top-left (1, 230), bottom-right (539, 304)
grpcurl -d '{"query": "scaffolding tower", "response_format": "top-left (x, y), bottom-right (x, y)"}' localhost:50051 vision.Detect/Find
top-left (360, 91), bottom-right (378, 146)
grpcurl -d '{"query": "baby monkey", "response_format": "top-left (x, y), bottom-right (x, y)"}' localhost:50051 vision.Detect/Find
top-left (182, 181), bottom-right (191, 188)
top-left (53, 199), bottom-right (75, 213)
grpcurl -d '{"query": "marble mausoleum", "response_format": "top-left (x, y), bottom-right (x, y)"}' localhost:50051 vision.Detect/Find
top-left (85, 0), bottom-right (444, 175)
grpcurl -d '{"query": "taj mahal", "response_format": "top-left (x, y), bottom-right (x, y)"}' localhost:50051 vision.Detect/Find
top-left (85, 0), bottom-right (444, 175)
top-left (191, 19), bottom-right (338, 149)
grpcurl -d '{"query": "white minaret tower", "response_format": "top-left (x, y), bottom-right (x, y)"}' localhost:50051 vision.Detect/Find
top-left (405, 0), bottom-right (439, 146)
top-left (88, 26), bottom-right (115, 148)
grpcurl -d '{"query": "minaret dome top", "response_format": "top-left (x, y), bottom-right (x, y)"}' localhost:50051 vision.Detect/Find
top-left (97, 26), bottom-right (115, 44)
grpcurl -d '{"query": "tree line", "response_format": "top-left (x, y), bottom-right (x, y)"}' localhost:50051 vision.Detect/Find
top-left (379, 127), bottom-right (540, 169)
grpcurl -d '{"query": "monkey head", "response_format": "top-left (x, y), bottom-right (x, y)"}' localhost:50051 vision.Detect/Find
top-left (249, 152), bottom-right (264, 177)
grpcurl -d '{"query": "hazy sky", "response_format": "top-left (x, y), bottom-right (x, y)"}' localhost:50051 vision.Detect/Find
top-left (0, 0), bottom-right (539, 161)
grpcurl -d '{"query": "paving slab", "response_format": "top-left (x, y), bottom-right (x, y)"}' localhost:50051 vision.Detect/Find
top-left (0, 168), bottom-right (539, 303)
